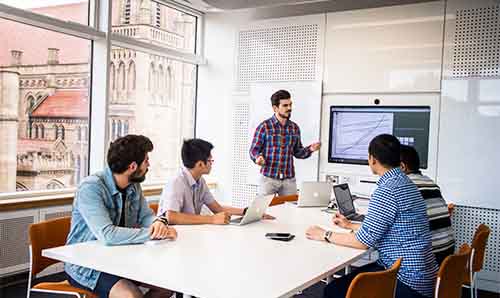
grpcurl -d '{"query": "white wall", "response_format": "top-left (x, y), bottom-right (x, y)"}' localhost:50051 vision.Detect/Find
top-left (197, 0), bottom-right (500, 292)
top-left (197, 11), bottom-right (253, 204)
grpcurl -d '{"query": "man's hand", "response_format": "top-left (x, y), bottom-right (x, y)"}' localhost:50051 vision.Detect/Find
top-left (305, 225), bottom-right (326, 241)
top-left (212, 212), bottom-right (231, 225)
top-left (149, 222), bottom-right (178, 240)
top-left (262, 213), bottom-right (276, 220)
top-left (309, 142), bottom-right (321, 152)
top-left (255, 155), bottom-right (266, 166)
top-left (332, 212), bottom-right (352, 229)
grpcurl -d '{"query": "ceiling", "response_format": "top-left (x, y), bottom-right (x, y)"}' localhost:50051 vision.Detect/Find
top-left (178, 0), bottom-right (438, 12)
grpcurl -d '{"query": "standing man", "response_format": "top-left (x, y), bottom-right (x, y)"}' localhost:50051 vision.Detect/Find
top-left (65, 135), bottom-right (177, 298)
top-left (306, 134), bottom-right (438, 298)
top-left (249, 90), bottom-right (320, 196)
top-left (158, 138), bottom-right (274, 225)
top-left (400, 144), bottom-right (455, 265)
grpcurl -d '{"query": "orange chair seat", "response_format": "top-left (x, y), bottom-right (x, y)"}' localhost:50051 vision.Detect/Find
top-left (33, 280), bottom-right (97, 297)
top-left (463, 274), bottom-right (471, 286)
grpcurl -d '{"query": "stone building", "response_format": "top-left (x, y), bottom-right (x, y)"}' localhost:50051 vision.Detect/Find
top-left (0, 0), bottom-right (196, 193)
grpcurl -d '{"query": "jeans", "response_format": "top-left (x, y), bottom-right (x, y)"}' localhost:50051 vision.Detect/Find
top-left (258, 175), bottom-right (297, 196)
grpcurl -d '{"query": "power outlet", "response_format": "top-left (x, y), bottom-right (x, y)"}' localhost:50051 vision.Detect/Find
top-left (325, 174), bottom-right (339, 184)
top-left (340, 175), bottom-right (352, 184)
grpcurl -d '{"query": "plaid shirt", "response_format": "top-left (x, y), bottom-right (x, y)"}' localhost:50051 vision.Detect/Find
top-left (249, 115), bottom-right (311, 179)
top-left (356, 168), bottom-right (438, 297)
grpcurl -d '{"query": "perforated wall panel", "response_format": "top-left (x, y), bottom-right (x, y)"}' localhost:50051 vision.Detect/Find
top-left (0, 215), bottom-right (34, 271)
top-left (236, 24), bottom-right (320, 91)
top-left (453, 5), bottom-right (500, 78)
top-left (232, 103), bottom-right (258, 207)
top-left (452, 205), bottom-right (499, 273)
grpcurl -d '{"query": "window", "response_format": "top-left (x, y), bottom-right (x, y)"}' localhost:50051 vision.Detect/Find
top-left (108, 47), bottom-right (197, 183)
top-left (124, 0), bottom-right (131, 25)
top-left (0, 0), bottom-right (90, 26)
top-left (155, 2), bottom-right (161, 28)
top-left (0, 16), bottom-right (90, 193)
top-left (112, 0), bottom-right (198, 54)
top-left (0, 0), bottom-right (201, 197)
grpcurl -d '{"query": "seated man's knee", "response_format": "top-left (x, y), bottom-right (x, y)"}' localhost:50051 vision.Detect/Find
top-left (109, 279), bottom-right (143, 298)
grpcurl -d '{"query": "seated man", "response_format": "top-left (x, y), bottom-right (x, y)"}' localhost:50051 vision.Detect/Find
top-left (158, 138), bottom-right (274, 224)
top-left (400, 144), bottom-right (455, 265)
top-left (65, 135), bottom-right (177, 298)
top-left (306, 134), bottom-right (438, 298)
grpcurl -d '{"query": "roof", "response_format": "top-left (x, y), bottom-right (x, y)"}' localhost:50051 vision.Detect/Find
top-left (31, 90), bottom-right (89, 118)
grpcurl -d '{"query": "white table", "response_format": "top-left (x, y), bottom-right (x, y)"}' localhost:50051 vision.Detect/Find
top-left (43, 204), bottom-right (367, 298)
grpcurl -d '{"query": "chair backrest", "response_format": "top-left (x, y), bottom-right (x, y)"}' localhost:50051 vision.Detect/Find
top-left (471, 224), bottom-right (490, 272)
top-left (435, 243), bottom-right (472, 298)
top-left (270, 194), bottom-right (298, 206)
top-left (149, 202), bottom-right (159, 215)
top-left (28, 216), bottom-right (71, 276)
top-left (346, 258), bottom-right (402, 298)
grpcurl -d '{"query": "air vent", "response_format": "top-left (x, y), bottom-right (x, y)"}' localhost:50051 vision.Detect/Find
top-left (237, 24), bottom-right (320, 91)
top-left (232, 103), bottom-right (257, 207)
top-left (452, 5), bottom-right (500, 78)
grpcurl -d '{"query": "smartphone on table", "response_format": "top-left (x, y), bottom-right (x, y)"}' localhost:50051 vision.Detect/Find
top-left (265, 233), bottom-right (295, 241)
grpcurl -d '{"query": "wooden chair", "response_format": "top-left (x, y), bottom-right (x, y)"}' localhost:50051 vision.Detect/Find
top-left (435, 243), bottom-right (472, 298)
top-left (149, 201), bottom-right (159, 215)
top-left (464, 224), bottom-right (491, 298)
top-left (269, 194), bottom-right (298, 206)
top-left (345, 258), bottom-right (402, 298)
top-left (27, 216), bottom-right (97, 298)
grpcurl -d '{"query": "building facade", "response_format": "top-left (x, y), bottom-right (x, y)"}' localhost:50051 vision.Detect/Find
top-left (0, 0), bottom-right (196, 193)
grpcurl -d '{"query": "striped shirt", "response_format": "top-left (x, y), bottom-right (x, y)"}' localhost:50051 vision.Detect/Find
top-left (356, 168), bottom-right (438, 298)
top-left (408, 173), bottom-right (455, 265)
top-left (249, 115), bottom-right (312, 179)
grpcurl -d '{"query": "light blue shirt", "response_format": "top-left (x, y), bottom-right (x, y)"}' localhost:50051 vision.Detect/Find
top-left (356, 168), bottom-right (438, 298)
top-left (64, 167), bottom-right (155, 290)
top-left (158, 167), bottom-right (215, 216)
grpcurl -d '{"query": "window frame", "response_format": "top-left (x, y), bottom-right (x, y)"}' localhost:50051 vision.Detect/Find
top-left (0, 0), bottom-right (205, 200)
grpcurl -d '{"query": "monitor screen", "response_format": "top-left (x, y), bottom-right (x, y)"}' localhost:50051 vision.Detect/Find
top-left (328, 106), bottom-right (431, 168)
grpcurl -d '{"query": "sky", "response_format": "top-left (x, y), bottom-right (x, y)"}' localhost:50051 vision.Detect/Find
top-left (0, 0), bottom-right (86, 9)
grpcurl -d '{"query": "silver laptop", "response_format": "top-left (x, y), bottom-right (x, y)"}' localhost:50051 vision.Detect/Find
top-left (296, 181), bottom-right (332, 207)
top-left (230, 195), bottom-right (274, 225)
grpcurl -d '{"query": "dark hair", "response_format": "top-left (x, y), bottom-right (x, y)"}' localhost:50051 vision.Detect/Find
top-left (181, 138), bottom-right (214, 169)
top-left (368, 134), bottom-right (401, 168)
top-left (270, 90), bottom-right (291, 107)
top-left (107, 135), bottom-right (153, 174)
top-left (400, 145), bottom-right (421, 174)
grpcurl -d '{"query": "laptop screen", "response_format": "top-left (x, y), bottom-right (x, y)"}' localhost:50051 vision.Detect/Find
top-left (333, 184), bottom-right (356, 216)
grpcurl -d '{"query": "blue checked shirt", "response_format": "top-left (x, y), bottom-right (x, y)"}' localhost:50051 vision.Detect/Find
top-left (249, 115), bottom-right (312, 179)
top-left (356, 168), bottom-right (438, 298)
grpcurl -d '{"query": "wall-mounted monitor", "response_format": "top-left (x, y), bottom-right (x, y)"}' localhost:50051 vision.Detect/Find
top-left (328, 106), bottom-right (431, 168)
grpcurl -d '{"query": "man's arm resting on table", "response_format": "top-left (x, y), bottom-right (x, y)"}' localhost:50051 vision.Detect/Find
top-left (329, 232), bottom-right (368, 250)
top-left (167, 210), bottom-right (217, 225)
top-left (206, 200), bottom-right (244, 216)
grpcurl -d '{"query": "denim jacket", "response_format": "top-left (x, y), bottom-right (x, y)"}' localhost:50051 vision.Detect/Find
top-left (64, 167), bottom-right (155, 290)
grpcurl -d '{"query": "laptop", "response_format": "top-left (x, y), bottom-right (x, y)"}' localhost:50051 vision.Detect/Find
top-left (296, 181), bottom-right (332, 207)
top-left (332, 183), bottom-right (365, 222)
top-left (230, 195), bottom-right (274, 225)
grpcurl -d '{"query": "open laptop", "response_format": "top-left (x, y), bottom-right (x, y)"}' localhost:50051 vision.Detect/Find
top-left (296, 181), bottom-right (332, 207)
top-left (230, 194), bottom-right (274, 225)
top-left (332, 183), bottom-right (365, 222)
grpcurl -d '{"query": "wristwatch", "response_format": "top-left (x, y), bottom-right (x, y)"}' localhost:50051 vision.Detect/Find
top-left (154, 216), bottom-right (169, 227)
top-left (324, 230), bottom-right (333, 243)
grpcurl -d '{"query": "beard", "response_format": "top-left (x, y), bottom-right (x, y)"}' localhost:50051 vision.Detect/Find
top-left (278, 110), bottom-right (292, 119)
top-left (129, 168), bottom-right (148, 183)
